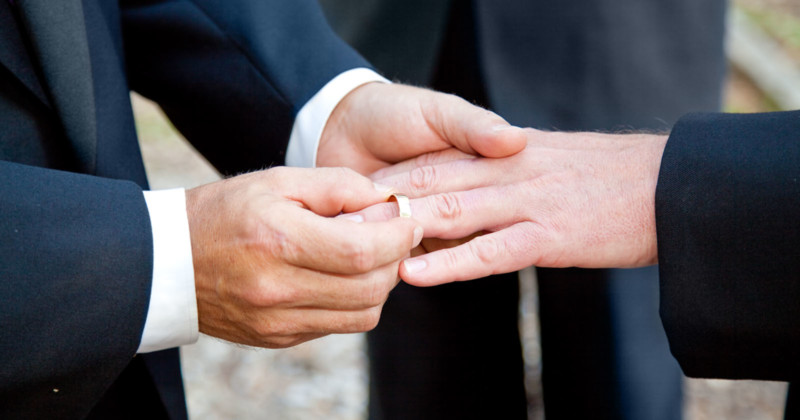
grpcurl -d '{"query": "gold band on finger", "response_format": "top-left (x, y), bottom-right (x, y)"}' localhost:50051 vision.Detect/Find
top-left (388, 194), bottom-right (412, 218)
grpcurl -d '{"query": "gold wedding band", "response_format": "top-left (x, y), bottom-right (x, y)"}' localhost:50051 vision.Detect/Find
top-left (388, 194), bottom-right (412, 218)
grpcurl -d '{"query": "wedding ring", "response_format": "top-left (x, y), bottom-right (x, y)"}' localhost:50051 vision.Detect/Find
top-left (388, 194), bottom-right (412, 218)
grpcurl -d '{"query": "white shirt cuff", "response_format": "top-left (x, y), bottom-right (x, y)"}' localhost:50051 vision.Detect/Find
top-left (285, 68), bottom-right (390, 168)
top-left (138, 189), bottom-right (198, 353)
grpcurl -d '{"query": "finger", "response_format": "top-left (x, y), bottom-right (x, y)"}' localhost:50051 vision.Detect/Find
top-left (349, 186), bottom-right (520, 239)
top-left (373, 157), bottom-right (513, 198)
top-left (418, 232), bottom-right (484, 253)
top-left (368, 148), bottom-right (475, 181)
top-left (276, 208), bottom-right (423, 274)
top-left (399, 222), bottom-right (540, 286)
top-left (423, 92), bottom-right (526, 158)
top-left (259, 333), bottom-right (328, 349)
top-left (257, 262), bottom-right (403, 311)
top-left (268, 166), bottom-right (395, 216)
top-left (263, 306), bottom-right (385, 337)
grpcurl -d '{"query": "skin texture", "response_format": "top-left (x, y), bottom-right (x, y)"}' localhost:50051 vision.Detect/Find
top-left (184, 83), bottom-right (526, 348)
top-left (317, 82), bottom-right (527, 175)
top-left (352, 129), bottom-right (669, 286)
top-left (187, 167), bottom-right (423, 348)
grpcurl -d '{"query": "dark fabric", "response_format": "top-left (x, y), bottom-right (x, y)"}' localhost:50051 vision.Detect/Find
top-left (367, 275), bottom-right (527, 420)
top-left (358, 3), bottom-right (527, 419)
top-left (537, 266), bottom-right (682, 420)
top-left (319, 0), bottom-right (726, 419)
top-left (318, 0), bottom-right (451, 86)
top-left (657, 111), bottom-right (800, 381)
top-left (86, 357), bottom-right (170, 420)
top-left (0, 0), bottom-right (49, 106)
top-left (122, 0), bottom-right (368, 176)
top-left (787, 385), bottom-right (798, 420)
top-left (17, 0), bottom-right (98, 173)
top-left (0, 0), bottom-right (368, 418)
top-left (0, 162), bottom-right (153, 419)
top-left (475, 0), bottom-right (727, 129)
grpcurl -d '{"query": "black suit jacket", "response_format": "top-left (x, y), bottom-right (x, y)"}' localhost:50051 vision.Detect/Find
top-left (0, 0), bottom-right (367, 418)
top-left (657, 111), bottom-right (800, 412)
top-left (320, 0), bottom-right (727, 130)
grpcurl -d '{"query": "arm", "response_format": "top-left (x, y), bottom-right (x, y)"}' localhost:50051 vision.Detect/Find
top-left (657, 111), bottom-right (800, 380)
top-left (0, 162), bottom-right (153, 418)
top-left (0, 162), bottom-right (421, 417)
top-left (123, 0), bottom-right (525, 349)
top-left (356, 111), bottom-right (800, 380)
top-left (120, 0), bottom-right (526, 177)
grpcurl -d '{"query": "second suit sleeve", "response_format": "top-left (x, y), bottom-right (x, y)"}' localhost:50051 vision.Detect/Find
top-left (120, 0), bottom-right (371, 176)
top-left (655, 111), bottom-right (800, 381)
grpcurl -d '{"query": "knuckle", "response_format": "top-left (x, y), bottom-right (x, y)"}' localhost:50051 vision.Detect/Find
top-left (364, 307), bottom-right (382, 331)
top-left (263, 225), bottom-right (300, 262)
top-left (408, 165), bottom-right (437, 193)
top-left (415, 151), bottom-right (442, 168)
top-left (266, 166), bottom-right (291, 182)
top-left (432, 192), bottom-right (463, 220)
top-left (354, 307), bottom-right (383, 332)
top-left (365, 277), bottom-right (393, 307)
top-left (329, 167), bottom-right (360, 186)
top-left (469, 236), bottom-right (501, 266)
top-left (251, 316), bottom-right (280, 338)
top-left (343, 241), bottom-right (375, 272)
top-left (246, 287), bottom-right (274, 308)
top-left (441, 247), bottom-right (462, 271)
top-left (266, 334), bottom-right (300, 349)
top-left (248, 276), bottom-right (298, 308)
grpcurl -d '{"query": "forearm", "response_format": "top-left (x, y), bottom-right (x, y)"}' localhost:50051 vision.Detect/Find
top-left (656, 111), bottom-right (800, 380)
top-left (0, 160), bottom-right (152, 414)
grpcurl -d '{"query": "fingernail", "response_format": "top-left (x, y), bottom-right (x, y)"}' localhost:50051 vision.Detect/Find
top-left (492, 125), bottom-right (521, 132)
top-left (338, 213), bottom-right (364, 223)
top-left (412, 226), bottom-right (424, 247)
top-left (373, 182), bottom-right (394, 194)
top-left (403, 258), bottom-right (428, 274)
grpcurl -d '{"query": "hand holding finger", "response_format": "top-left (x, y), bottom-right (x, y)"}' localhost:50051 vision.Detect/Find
top-left (344, 186), bottom-right (520, 239)
top-left (368, 148), bottom-right (475, 181)
top-left (187, 167), bottom-right (424, 349)
top-left (317, 83), bottom-right (526, 175)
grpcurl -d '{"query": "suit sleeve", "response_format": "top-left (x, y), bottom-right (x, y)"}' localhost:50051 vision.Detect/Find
top-left (655, 111), bottom-right (800, 381)
top-left (120, 0), bottom-right (371, 176)
top-left (0, 161), bottom-right (152, 418)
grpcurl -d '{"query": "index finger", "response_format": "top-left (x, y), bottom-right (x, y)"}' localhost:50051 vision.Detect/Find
top-left (276, 206), bottom-right (423, 274)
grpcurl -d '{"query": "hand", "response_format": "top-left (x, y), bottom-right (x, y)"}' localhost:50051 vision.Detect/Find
top-left (186, 167), bottom-right (422, 348)
top-left (351, 130), bottom-right (668, 286)
top-left (316, 82), bottom-right (527, 175)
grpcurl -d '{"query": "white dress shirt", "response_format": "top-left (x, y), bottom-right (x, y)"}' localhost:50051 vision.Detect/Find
top-left (137, 68), bottom-right (388, 353)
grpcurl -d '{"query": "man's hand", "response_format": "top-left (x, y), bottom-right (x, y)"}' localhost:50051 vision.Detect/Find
top-left (351, 130), bottom-right (668, 286)
top-left (316, 83), bottom-right (527, 174)
top-left (186, 167), bottom-right (422, 348)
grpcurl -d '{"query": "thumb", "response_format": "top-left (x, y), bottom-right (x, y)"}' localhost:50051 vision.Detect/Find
top-left (424, 92), bottom-right (526, 158)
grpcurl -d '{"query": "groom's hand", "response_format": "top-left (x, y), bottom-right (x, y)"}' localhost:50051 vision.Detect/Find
top-left (186, 167), bottom-right (422, 348)
top-left (316, 82), bottom-right (527, 175)
top-left (351, 130), bottom-right (668, 286)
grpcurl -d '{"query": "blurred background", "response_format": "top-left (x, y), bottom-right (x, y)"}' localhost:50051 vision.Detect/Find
top-left (132, 0), bottom-right (800, 418)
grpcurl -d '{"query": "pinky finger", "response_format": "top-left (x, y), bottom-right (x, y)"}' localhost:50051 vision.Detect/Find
top-left (399, 222), bottom-right (541, 286)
